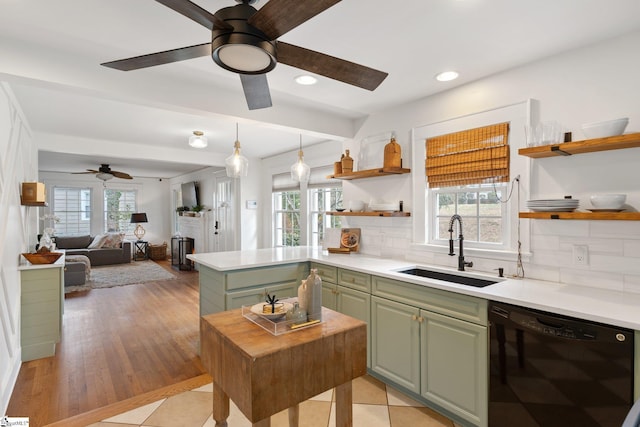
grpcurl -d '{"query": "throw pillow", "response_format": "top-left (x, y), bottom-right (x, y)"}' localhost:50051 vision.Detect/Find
top-left (101, 232), bottom-right (124, 249)
top-left (88, 234), bottom-right (107, 249)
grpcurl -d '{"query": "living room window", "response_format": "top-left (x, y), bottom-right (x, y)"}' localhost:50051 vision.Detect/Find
top-left (104, 189), bottom-right (137, 234)
top-left (52, 187), bottom-right (92, 235)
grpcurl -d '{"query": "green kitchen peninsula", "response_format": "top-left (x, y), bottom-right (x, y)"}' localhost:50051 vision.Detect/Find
top-left (189, 247), bottom-right (640, 427)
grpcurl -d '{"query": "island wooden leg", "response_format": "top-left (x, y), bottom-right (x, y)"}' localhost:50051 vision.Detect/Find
top-left (213, 382), bottom-right (230, 427)
top-left (335, 381), bottom-right (353, 427)
top-left (288, 404), bottom-right (299, 427)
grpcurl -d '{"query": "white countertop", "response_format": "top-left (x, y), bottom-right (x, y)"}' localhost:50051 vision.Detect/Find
top-left (188, 248), bottom-right (640, 330)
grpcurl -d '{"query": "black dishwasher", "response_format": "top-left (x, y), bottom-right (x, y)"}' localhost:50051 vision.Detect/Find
top-left (489, 301), bottom-right (634, 427)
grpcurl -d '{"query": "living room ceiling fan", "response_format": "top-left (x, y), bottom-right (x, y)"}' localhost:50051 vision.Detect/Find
top-left (72, 164), bottom-right (133, 181)
top-left (101, 0), bottom-right (389, 110)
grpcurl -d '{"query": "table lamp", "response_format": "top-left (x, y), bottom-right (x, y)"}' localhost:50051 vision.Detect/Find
top-left (130, 213), bottom-right (148, 241)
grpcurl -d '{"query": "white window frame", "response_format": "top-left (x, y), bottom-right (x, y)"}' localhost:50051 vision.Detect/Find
top-left (103, 188), bottom-right (137, 235)
top-left (309, 186), bottom-right (343, 248)
top-left (429, 184), bottom-right (508, 250)
top-left (272, 190), bottom-right (302, 247)
top-left (52, 186), bottom-right (92, 236)
top-left (411, 100), bottom-right (534, 258)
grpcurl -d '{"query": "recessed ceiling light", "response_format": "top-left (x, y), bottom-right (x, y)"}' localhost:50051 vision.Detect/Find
top-left (435, 71), bottom-right (459, 82)
top-left (295, 75), bottom-right (318, 85)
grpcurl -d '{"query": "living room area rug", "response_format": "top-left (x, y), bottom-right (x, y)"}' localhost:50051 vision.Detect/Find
top-left (65, 261), bottom-right (176, 293)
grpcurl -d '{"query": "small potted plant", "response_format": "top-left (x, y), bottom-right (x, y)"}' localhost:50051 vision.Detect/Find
top-left (176, 206), bottom-right (189, 216)
top-left (192, 205), bottom-right (205, 217)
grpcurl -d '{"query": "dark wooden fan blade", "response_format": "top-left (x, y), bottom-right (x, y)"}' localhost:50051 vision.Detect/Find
top-left (71, 170), bottom-right (98, 174)
top-left (154, 0), bottom-right (232, 31)
top-left (240, 74), bottom-right (272, 110)
top-left (249, 0), bottom-right (341, 40)
top-left (101, 43), bottom-right (212, 71)
top-left (277, 41), bottom-right (388, 91)
top-left (111, 171), bottom-right (133, 180)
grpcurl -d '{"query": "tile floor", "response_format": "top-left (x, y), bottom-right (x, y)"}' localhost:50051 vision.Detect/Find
top-left (88, 375), bottom-right (462, 427)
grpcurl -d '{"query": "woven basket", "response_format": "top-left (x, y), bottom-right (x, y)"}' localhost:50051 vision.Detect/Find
top-left (149, 242), bottom-right (167, 261)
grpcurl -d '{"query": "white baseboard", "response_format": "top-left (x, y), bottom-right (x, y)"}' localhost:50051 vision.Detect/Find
top-left (0, 349), bottom-right (22, 416)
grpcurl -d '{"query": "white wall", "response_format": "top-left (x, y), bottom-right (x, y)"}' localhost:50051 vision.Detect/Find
top-left (0, 83), bottom-right (37, 414)
top-left (38, 172), bottom-right (172, 245)
top-left (341, 30), bottom-right (640, 292)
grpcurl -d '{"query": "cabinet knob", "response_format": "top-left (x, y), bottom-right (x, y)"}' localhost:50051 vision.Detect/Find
top-left (418, 316), bottom-right (424, 323)
top-left (411, 314), bottom-right (418, 321)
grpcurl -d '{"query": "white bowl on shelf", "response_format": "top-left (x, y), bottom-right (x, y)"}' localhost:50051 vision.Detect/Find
top-left (581, 118), bottom-right (628, 139)
top-left (590, 194), bottom-right (626, 210)
top-left (348, 200), bottom-right (365, 212)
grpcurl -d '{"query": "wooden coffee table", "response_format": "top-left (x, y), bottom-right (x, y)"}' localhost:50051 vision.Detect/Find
top-left (200, 307), bottom-right (367, 427)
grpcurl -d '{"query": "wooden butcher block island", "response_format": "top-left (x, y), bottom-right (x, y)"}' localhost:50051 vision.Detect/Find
top-left (200, 307), bottom-right (367, 427)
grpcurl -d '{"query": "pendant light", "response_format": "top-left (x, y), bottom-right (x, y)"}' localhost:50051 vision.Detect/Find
top-left (225, 123), bottom-right (249, 178)
top-left (290, 134), bottom-right (311, 183)
top-left (189, 130), bottom-right (208, 148)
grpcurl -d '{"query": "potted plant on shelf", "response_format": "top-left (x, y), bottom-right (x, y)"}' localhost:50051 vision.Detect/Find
top-left (192, 205), bottom-right (205, 217)
top-left (176, 206), bottom-right (189, 216)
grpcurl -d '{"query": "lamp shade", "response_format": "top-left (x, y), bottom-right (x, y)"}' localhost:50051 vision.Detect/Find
top-left (130, 213), bottom-right (148, 223)
top-left (189, 131), bottom-right (208, 148)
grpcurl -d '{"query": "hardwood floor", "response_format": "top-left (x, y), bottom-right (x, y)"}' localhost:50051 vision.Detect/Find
top-left (6, 259), bottom-right (206, 427)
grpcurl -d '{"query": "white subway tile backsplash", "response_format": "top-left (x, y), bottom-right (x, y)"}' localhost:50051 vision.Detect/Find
top-left (591, 220), bottom-right (640, 238)
top-left (622, 274), bottom-right (640, 294)
top-left (622, 240), bottom-right (640, 258)
top-left (532, 220), bottom-right (589, 237)
top-left (531, 235), bottom-right (560, 251)
top-left (559, 269), bottom-right (624, 292)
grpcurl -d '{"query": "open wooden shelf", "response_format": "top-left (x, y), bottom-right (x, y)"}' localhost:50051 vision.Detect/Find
top-left (519, 211), bottom-right (640, 221)
top-left (518, 132), bottom-right (640, 158)
top-left (327, 211), bottom-right (411, 217)
top-left (20, 199), bottom-right (47, 207)
top-left (327, 167), bottom-right (411, 180)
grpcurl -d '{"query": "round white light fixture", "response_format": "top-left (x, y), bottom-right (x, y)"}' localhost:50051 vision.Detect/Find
top-left (189, 131), bottom-right (208, 148)
top-left (294, 75), bottom-right (318, 85)
top-left (435, 71), bottom-right (459, 82)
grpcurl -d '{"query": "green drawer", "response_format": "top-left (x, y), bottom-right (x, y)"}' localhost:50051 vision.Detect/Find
top-left (372, 276), bottom-right (487, 326)
top-left (226, 263), bottom-right (308, 291)
top-left (338, 268), bottom-right (371, 293)
top-left (311, 262), bottom-right (338, 283)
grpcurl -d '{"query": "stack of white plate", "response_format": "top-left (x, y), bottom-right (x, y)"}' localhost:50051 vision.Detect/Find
top-left (526, 199), bottom-right (580, 212)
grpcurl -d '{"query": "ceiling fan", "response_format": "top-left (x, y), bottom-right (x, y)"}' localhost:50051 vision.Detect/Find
top-left (72, 164), bottom-right (134, 181)
top-left (101, 0), bottom-right (388, 110)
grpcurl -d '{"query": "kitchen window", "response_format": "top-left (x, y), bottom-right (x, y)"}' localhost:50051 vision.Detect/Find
top-left (104, 189), bottom-right (136, 234)
top-left (309, 186), bottom-right (343, 247)
top-left (273, 190), bottom-right (301, 247)
top-left (430, 184), bottom-right (507, 248)
top-left (52, 187), bottom-right (92, 235)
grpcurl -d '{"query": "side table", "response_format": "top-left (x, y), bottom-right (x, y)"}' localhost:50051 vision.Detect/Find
top-left (200, 307), bottom-right (367, 427)
top-left (133, 240), bottom-right (149, 261)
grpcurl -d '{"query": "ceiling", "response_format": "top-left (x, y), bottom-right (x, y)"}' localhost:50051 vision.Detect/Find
top-left (2, 0), bottom-right (640, 179)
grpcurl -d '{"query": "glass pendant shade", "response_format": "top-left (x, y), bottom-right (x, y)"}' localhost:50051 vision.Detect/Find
top-left (189, 131), bottom-right (208, 148)
top-left (226, 141), bottom-right (249, 178)
top-left (291, 150), bottom-right (311, 182)
top-left (291, 135), bottom-right (311, 182)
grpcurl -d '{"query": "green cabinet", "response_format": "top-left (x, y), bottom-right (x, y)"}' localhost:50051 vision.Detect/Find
top-left (371, 295), bottom-right (421, 393)
top-left (421, 309), bottom-right (487, 426)
top-left (313, 262), bottom-right (371, 367)
top-left (371, 275), bottom-right (488, 427)
top-left (199, 262), bottom-right (308, 316)
top-left (20, 265), bottom-right (64, 361)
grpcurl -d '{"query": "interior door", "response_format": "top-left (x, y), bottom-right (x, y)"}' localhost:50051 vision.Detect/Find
top-left (213, 173), bottom-right (235, 252)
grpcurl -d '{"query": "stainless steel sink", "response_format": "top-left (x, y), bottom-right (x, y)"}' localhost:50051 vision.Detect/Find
top-left (397, 268), bottom-right (498, 288)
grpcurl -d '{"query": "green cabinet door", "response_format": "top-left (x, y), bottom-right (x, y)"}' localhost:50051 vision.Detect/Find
top-left (421, 309), bottom-right (488, 427)
top-left (371, 295), bottom-right (421, 394)
top-left (338, 285), bottom-right (371, 367)
top-left (322, 283), bottom-right (338, 310)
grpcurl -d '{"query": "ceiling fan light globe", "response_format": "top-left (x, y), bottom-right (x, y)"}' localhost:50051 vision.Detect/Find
top-left (96, 172), bottom-right (114, 181)
top-left (217, 44), bottom-right (273, 73)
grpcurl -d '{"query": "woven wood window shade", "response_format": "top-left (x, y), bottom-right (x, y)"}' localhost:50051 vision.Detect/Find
top-left (426, 122), bottom-right (510, 188)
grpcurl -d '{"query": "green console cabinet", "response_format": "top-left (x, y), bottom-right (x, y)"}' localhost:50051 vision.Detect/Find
top-left (19, 263), bottom-right (65, 361)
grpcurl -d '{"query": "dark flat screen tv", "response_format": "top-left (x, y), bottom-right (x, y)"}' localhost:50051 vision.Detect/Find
top-left (181, 181), bottom-right (199, 208)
